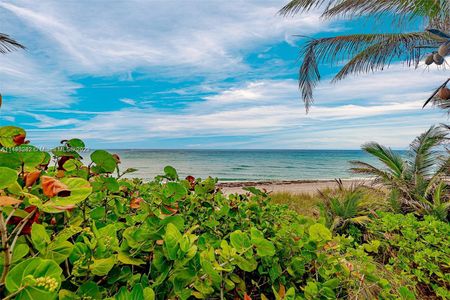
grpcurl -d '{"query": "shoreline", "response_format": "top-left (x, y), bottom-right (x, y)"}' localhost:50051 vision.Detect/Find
top-left (218, 179), bottom-right (373, 195)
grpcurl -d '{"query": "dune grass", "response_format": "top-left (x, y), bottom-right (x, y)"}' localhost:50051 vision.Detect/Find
top-left (270, 184), bottom-right (388, 218)
top-left (269, 191), bottom-right (322, 217)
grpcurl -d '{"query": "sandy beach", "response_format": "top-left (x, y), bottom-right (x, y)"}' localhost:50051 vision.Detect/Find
top-left (218, 179), bottom-right (373, 195)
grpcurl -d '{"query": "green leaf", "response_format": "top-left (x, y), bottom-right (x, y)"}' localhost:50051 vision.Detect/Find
top-left (77, 281), bottom-right (101, 299)
top-left (91, 150), bottom-right (117, 173)
top-left (0, 167), bottom-right (17, 189)
top-left (143, 287), bottom-right (155, 300)
top-left (230, 230), bottom-right (251, 253)
top-left (308, 223), bottom-right (332, 242)
top-left (0, 126), bottom-right (25, 147)
top-left (54, 226), bottom-right (83, 243)
top-left (16, 145), bottom-right (46, 170)
top-left (233, 255), bottom-right (257, 272)
top-left (59, 289), bottom-right (78, 300)
top-left (164, 165), bottom-right (178, 180)
top-left (31, 223), bottom-right (50, 253)
top-left (250, 228), bottom-right (275, 257)
top-left (159, 215), bottom-right (185, 231)
top-left (103, 177), bottom-right (120, 193)
top-left (5, 257), bottom-right (62, 300)
top-left (399, 287), bottom-right (416, 300)
top-left (66, 138), bottom-right (85, 148)
top-left (253, 238), bottom-right (275, 257)
top-left (304, 281), bottom-right (319, 299)
top-left (0, 151), bottom-right (21, 169)
top-left (90, 206), bottom-right (106, 220)
top-left (118, 251), bottom-right (145, 266)
top-left (63, 159), bottom-right (82, 172)
top-left (323, 278), bottom-right (340, 289)
top-left (0, 244), bottom-right (29, 265)
top-left (43, 240), bottom-right (74, 264)
top-left (164, 223), bottom-right (182, 260)
top-left (115, 284), bottom-right (146, 300)
top-left (89, 257), bottom-right (115, 276)
top-left (163, 182), bottom-right (187, 202)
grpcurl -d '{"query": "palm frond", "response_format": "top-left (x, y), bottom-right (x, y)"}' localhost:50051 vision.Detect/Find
top-left (332, 32), bottom-right (440, 81)
top-left (280, 0), bottom-right (450, 23)
top-left (410, 125), bottom-right (447, 177)
top-left (279, 0), bottom-right (337, 16)
top-left (0, 33), bottom-right (25, 54)
top-left (360, 142), bottom-right (405, 178)
top-left (350, 160), bottom-right (394, 183)
top-left (298, 32), bottom-right (442, 109)
top-left (323, 0), bottom-right (450, 22)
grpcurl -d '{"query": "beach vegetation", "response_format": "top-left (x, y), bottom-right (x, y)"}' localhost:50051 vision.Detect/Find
top-left (351, 125), bottom-right (450, 221)
top-left (317, 180), bottom-right (384, 236)
top-left (0, 125), bottom-right (448, 299)
top-left (268, 191), bottom-right (321, 216)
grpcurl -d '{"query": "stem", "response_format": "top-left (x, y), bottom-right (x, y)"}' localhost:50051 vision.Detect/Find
top-left (220, 271), bottom-right (224, 300)
top-left (1, 209), bottom-right (37, 286)
top-left (7, 209), bottom-right (37, 242)
top-left (103, 197), bottom-right (108, 223)
top-left (3, 286), bottom-right (26, 300)
top-left (0, 211), bottom-right (9, 291)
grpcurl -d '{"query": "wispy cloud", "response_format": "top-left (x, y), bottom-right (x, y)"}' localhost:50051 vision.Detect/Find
top-left (0, 1), bottom-right (326, 77)
top-left (0, 53), bottom-right (81, 110)
top-left (25, 63), bottom-right (447, 148)
top-left (0, 1), bottom-right (447, 149)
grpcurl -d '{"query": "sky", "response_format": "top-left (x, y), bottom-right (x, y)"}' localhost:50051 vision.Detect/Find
top-left (0, 0), bottom-right (448, 149)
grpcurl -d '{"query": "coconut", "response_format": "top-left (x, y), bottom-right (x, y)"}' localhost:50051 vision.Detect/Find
top-left (438, 43), bottom-right (449, 57)
top-left (433, 53), bottom-right (445, 65)
top-left (425, 53), bottom-right (434, 65)
top-left (438, 87), bottom-right (450, 100)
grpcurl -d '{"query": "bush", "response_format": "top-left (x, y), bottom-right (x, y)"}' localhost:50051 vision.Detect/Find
top-left (0, 125), bottom-right (447, 300)
top-left (367, 213), bottom-right (450, 299)
top-left (0, 125), bottom-right (400, 299)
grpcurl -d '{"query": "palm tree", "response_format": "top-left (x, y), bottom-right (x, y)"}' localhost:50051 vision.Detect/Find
top-left (279, 0), bottom-right (450, 111)
top-left (318, 180), bottom-right (374, 234)
top-left (0, 33), bottom-right (25, 54)
top-left (350, 125), bottom-right (449, 220)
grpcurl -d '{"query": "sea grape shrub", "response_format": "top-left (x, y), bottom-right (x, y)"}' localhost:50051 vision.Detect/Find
top-left (0, 125), bottom-right (434, 299)
top-left (367, 213), bottom-right (450, 299)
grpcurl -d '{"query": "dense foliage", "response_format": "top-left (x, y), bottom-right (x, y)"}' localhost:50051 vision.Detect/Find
top-left (0, 125), bottom-right (448, 300)
top-left (368, 213), bottom-right (450, 299)
top-left (351, 125), bottom-right (450, 221)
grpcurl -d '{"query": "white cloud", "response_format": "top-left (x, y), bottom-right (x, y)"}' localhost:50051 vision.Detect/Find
top-left (0, 53), bottom-right (81, 110)
top-left (1, 0), bottom-right (448, 149)
top-left (120, 98), bottom-right (137, 106)
top-left (0, 1), bottom-right (326, 77)
top-left (20, 112), bottom-right (80, 128)
top-left (24, 63), bottom-right (447, 148)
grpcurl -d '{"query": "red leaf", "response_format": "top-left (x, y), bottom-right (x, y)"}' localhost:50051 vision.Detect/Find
top-left (112, 154), bottom-right (121, 164)
top-left (41, 176), bottom-right (70, 198)
top-left (130, 197), bottom-right (143, 209)
top-left (24, 170), bottom-right (41, 187)
top-left (0, 196), bottom-right (22, 206)
top-left (8, 206), bottom-right (40, 235)
top-left (13, 133), bottom-right (26, 146)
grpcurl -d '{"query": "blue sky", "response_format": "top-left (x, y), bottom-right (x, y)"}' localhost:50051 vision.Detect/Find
top-left (0, 0), bottom-right (447, 149)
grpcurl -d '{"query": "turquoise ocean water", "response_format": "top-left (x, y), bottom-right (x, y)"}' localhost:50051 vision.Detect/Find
top-left (109, 150), bottom-right (400, 182)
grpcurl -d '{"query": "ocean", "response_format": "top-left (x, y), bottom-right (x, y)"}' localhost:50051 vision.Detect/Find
top-left (109, 149), bottom-right (398, 182)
